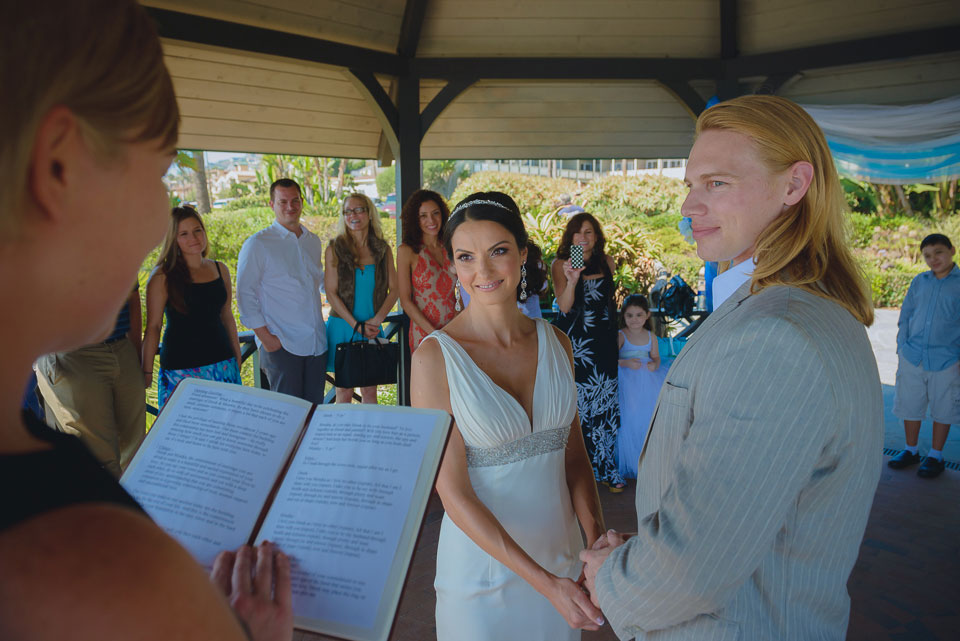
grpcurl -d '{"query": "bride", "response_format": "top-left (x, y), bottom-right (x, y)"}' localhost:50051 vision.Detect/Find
top-left (411, 192), bottom-right (607, 640)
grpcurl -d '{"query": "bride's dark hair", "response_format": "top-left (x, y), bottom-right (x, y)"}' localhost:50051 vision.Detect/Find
top-left (443, 191), bottom-right (528, 260)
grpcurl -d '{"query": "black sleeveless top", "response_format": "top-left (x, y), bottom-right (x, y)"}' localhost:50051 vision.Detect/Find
top-left (0, 412), bottom-right (143, 532)
top-left (159, 263), bottom-right (235, 370)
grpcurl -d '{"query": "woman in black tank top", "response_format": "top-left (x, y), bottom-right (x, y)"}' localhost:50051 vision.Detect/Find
top-left (142, 207), bottom-right (242, 407)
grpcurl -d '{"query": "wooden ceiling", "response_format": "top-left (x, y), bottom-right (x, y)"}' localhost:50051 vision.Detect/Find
top-left (142, 0), bottom-right (960, 162)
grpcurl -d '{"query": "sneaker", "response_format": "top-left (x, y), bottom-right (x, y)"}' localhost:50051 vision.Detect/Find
top-left (887, 450), bottom-right (922, 469)
top-left (917, 456), bottom-right (945, 479)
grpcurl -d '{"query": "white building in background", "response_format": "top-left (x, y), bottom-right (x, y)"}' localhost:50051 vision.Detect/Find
top-left (211, 162), bottom-right (258, 196)
top-left (465, 158), bottom-right (686, 181)
top-left (347, 162), bottom-right (380, 200)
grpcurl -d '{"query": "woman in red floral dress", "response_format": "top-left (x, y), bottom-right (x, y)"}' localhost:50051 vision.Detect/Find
top-left (397, 189), bottom-right (458, 352)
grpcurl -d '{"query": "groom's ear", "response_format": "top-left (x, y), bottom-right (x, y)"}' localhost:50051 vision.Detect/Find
top-left (783, 161), bottom-right (814, 207)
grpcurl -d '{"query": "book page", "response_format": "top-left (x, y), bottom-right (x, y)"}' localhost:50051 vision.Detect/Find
top-left (121, 379), bottom-right (311, 568)
top-left (254, 405), bottom-right (447, 638)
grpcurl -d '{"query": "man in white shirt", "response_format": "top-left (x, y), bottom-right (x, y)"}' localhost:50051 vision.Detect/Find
top-left (237, 179), bottom-right (327, 403)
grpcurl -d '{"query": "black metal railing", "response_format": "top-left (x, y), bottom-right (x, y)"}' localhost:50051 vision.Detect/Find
top-left (146, 311), bottom-right (409, 416)
top-left (144, 306), bottom-right (697, 416)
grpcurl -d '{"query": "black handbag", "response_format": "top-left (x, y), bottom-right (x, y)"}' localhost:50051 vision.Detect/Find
top-left (333, 322), bottom-right (399, 388)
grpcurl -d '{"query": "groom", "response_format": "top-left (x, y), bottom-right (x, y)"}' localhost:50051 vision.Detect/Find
top-left (580, 96), bottom-right (883, 640)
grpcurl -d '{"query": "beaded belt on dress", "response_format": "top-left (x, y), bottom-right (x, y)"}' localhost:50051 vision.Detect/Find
top-left (464, 427), bottom-right (570, 468)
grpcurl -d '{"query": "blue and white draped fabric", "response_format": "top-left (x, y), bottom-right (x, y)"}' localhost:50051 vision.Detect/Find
top-left (801, 95), bottom-right (960, 184)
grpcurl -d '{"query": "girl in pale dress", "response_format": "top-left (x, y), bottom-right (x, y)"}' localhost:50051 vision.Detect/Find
top-left (411, 191), bottom-right (607, 641)
top-left (615, 294), bottom-right (667, 479)
top-left (396, 189), bottom-right (457, 352)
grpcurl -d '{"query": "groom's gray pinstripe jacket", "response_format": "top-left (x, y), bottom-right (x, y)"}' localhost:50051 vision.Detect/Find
top-left (596, 280), bottom-right (883, 640)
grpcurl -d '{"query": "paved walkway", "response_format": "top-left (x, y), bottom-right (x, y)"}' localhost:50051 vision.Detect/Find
top-left (297, 310), bottom-right (958, 640)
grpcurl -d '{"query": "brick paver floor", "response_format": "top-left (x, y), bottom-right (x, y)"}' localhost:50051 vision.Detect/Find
top-left (297, 459), bottom-right (958, 641)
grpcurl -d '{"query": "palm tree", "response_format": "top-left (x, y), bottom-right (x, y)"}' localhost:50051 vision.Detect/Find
top-left (192, 151), bottom-right (212, 214)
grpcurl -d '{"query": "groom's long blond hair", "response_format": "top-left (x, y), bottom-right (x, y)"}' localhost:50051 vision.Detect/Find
top-left (697, 95), bottom-right (873, 326)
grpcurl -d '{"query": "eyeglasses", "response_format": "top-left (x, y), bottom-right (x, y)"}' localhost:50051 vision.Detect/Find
top-left (343, 206), bottom-right (368, 215)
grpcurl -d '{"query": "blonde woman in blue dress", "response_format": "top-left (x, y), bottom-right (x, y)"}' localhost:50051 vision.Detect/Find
top-left (412, 192), bottom-right (607, 640)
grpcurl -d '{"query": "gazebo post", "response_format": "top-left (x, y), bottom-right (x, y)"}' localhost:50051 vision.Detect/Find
top-left (395, 74), bottom-right (422, 406)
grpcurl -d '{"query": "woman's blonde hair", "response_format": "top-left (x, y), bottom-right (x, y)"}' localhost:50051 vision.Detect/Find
top-left (336, 192), bottom-right (385, 252)
top-left (697, 95), bottom-right (873, 326)
top-left (2, 0), bottom-right (179, 239)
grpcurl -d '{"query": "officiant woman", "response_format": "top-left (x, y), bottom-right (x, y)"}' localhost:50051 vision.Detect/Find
top-left (0, 2), bottom-right (292, 640)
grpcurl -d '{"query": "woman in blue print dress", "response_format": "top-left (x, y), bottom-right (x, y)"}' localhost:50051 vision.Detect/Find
top-left (551, 213), bottom-right (626, 492)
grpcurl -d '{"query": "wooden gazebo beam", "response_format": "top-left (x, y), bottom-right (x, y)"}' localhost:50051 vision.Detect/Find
top-left (729, 25), bottom-right (960, 79)
top-left (145, 6), bottom-right (405, 75)
top-left (397, 0), bottom-right (429, 59)
top-left (148, 7), bottom-right (960, 103)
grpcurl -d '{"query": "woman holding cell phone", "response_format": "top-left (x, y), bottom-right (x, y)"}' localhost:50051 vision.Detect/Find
top-left (551, 213), bottom-right (625, 492)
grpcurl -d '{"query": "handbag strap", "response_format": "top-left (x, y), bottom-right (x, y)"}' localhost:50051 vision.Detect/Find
top-left (351, 321), bottom-right (365, 341)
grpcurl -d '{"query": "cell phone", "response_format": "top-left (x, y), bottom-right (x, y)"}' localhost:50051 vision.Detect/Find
top-left (570, 244), bottom-right (584, 269)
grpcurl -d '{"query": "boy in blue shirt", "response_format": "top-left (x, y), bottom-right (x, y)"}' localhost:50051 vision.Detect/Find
top-left (889, 233), bottom-right (960, 478)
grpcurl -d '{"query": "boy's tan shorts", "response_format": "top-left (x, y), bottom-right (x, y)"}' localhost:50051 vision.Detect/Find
top-left (893, 355), bottom-right (960, 424)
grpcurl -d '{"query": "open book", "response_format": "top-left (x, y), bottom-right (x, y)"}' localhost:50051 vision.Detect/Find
top-left (120, 379), bottom-right (451, 641)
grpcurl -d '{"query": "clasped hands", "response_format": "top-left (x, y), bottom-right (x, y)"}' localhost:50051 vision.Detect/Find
top-left (355, 317), bottom-right (382, 339)
top-left (618, 358), bottom-right (658, 372)
top-left (579, 529), bottom-right (631, 609)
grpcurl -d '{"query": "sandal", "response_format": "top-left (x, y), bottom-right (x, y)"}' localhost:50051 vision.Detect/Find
top-left (608, 482), bottom-right (626, 493)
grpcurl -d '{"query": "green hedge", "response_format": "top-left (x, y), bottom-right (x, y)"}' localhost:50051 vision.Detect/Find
top-left (452, 171), bottom-right (580, 215)
top-left (861, 260), bottom-right (919, 308)
top-left (580, 174), bottom-right (686, 218)
top-left (849, 212), bottom-right (960, 307)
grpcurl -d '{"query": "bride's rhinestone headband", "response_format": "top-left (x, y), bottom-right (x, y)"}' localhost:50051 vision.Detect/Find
top-left (450, 199), bottom-right (511, 218)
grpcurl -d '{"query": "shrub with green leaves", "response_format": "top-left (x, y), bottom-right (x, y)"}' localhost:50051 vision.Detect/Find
top-left (859, 258), bottom-right (920, 308)
top-left (451, 171), bottom-right (579, 216)
top-left (579, 174), bottom-right (687, 218)
top-left (849, 213), bottom-right (960, 307)
top-left (376, 165), bottom-right (396, 199)
top-left (222, 193), bottom-right (268, 211)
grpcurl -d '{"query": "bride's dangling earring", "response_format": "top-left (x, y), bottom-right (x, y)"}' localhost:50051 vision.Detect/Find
top-left (455, 278), bottom-right (463, 312)
top-left (519, 265), bottom-right (528, 301)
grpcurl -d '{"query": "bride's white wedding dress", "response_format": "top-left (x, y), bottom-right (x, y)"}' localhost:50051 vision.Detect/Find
top-left (427, 318), bottom-right (583, 641)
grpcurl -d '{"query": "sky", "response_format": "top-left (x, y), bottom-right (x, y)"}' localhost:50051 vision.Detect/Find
top-left (206, 151), bottom-right (245, 162)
